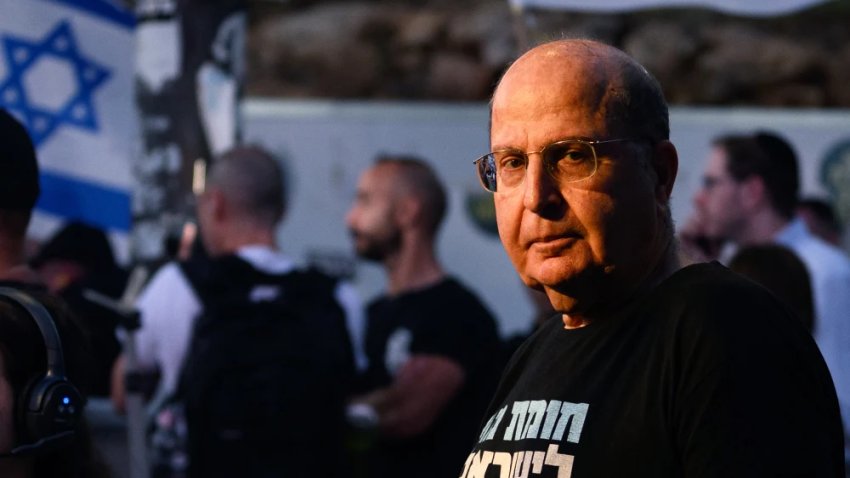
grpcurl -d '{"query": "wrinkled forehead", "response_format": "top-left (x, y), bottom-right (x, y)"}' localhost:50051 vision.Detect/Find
top-left (502, 48), bottom-right (607, 96)
top-left (492, 45), bottom-right (624, 130)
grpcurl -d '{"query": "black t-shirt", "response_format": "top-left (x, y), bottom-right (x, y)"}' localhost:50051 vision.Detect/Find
top-left (359, 277), bottom-right (500, 478)
top-left (462, 263), bottom-right (844, 478)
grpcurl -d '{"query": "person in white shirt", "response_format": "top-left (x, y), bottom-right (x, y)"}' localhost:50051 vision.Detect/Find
top-left (110, 146), bottom-right (364, 412)
top-left (686, 131), bottom-right (850, 464)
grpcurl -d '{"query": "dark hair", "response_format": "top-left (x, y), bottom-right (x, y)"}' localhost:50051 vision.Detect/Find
top-left (0, 290), bottom-right (109, 478)
top-left (728, 245), bottom-right (814, 332)
top-left (798, 197), bottom-right (842, 235)
top-left (209, 146), bottom-right (286, 227)
top-left (30, 222), bottom-right (118, 275)
top-left (713, 132), bottom-right (799, 219)
top-left (0, 109), bottom-right (40, 212)
top-left (375, 154), bottom-right (448, 237)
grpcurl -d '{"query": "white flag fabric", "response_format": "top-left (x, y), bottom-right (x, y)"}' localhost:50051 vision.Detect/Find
top-left (508, 0), bottom-right (829, 16)
top-left (0, 0), bottom-right (135, 238)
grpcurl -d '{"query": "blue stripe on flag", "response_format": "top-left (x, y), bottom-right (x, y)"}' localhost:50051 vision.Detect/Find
top-left (44, 0), bottom-right (136, 28)
top-left (37, 172), bottom-right (132, 232)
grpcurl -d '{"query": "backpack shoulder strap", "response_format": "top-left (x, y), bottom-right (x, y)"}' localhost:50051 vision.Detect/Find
top-left (177, 254), bottom-right (268, 306)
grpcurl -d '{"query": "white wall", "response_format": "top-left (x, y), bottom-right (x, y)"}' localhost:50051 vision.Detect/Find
top-left (243, 100), bottom-right (850, 336)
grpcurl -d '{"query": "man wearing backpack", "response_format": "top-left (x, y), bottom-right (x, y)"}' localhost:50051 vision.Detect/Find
top-left (112, 146), bottom-right (361, 477)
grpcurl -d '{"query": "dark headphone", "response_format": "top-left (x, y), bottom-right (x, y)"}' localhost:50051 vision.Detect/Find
top-left (0, 287), bottom-right (84, 457)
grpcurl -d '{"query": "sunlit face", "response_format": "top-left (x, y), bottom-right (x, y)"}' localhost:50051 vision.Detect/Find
top-left (692, 146), bottom-right (746, 240)
top-left (345, 165), bottom-right (402, 262)
top-left (491, 46), bottom-right (671, 315)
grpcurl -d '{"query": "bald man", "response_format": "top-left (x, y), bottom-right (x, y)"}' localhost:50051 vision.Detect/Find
top-left (461, 40), bottom-right (843, 477)
top-left (346, 155), bottom-right (499, 478)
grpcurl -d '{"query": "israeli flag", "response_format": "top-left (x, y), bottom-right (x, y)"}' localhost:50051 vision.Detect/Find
top-left (0, 0), bottom-right (135, 248)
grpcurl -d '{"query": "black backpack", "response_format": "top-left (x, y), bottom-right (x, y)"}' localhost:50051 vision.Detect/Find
top-left (150, 255), bottom-right (355, 478)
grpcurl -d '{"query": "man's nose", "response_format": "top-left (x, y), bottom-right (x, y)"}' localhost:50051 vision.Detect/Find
top-left (522, 156), bottom-right (562, 214)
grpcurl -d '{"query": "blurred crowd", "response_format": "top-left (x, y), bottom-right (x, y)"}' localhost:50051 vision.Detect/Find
top-left (2, 38), bottom-right (850, 478)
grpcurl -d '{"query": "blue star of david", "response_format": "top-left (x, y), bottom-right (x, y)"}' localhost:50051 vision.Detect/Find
top-left (0, 20), bottom-right (111, 147)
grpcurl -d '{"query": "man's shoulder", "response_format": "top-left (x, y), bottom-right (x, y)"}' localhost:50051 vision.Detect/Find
top-left (790, 235), bottom-right (850, 278)
top-left (423, 277), bottom-right (498, 325)
top-left (658, 261), bottom-right (764, 304)
top-left (648, 262), bottom-right (797, 335)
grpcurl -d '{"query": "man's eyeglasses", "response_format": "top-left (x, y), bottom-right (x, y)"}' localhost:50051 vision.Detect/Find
top-left (473, 138), bottom-right (640, 193)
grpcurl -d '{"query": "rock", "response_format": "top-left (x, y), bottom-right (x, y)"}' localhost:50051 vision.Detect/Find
top-left (826, 45), bottom-right (850, 106)
top-left (427, 52), bottom-right (492, 99)
top-left (243, 0), bottom-right (850, 106)
top-left (622, 20), bottom-right (701, 102)
top-left (398, 11), bottom-right (446, 48)
top-left (695, 24), bottom-right (824, 103)
top-left (249, 3), bottom-right (399, 97)
top-left (446, 2), bottom-right (515, 67)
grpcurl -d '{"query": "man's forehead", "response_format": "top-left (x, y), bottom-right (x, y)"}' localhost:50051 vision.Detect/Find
top-left (493, 47), bottom-right (619, 121)
top-left (361, 164), bottom-right (400, 196)
top-left (706, 147), bottom-right (731, 175)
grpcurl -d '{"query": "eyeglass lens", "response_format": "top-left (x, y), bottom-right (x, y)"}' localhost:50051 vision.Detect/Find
top-left (476, 140), bottom-right (597, 193)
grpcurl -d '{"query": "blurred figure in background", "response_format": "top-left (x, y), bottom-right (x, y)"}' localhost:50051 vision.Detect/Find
top-left (0, 109), bottom-right (41, 285)
top-left (689, 130), bottom-right (850, 465)
top-left (0, 109), bottom-right (108, 476)
top-left (30, 222), bottom-right (128, 397)
top-left (346, 155), bottom-right (500, 478)
top-left (728, 244), bottom-right (814, 332)
top-left (114, 146), bottom-right (358, 477)
top-left (798, 197), bottom-right (843, 247)
top-left (0, 291), bottom-right (109, 478)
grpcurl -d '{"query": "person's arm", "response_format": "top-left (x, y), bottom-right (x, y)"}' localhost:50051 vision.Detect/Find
top-left (334, 281), bottom-right (368, 371)
top-left (352, 354), bottom-right (464, 438)
top-left (109, 264), bottom-right (179, 413)
top-left (110, 354), bottom-right (127, 413)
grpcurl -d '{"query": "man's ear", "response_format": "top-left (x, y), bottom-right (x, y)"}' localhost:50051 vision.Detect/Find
top-left (651, 140), bottom-right (678, 202)
top-left (208, 188), bottom-right (227, 220)
top-left (394, 194), bottom-right (420, 229)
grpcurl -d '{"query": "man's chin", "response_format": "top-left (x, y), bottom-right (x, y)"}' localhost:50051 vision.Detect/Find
top-left (527, 260), bottom-right (585, 289)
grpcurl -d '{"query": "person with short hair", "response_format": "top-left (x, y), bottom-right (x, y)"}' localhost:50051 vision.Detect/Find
top-left (111, 146), bottom-right (363, 477)
top-left (346, 155), bottom-right (500, 478)
top-left (30, 222), bottom-right (128, 397)
top-left (690, 130), bottom-right (850, 465)
top-left (798, 197), bottom-right (843, 247)
top-left (461, 39), bottom-right (843, 477)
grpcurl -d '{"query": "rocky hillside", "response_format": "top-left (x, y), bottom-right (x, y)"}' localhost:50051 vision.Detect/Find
top-left (246, 0), bottom-right (850, 106)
